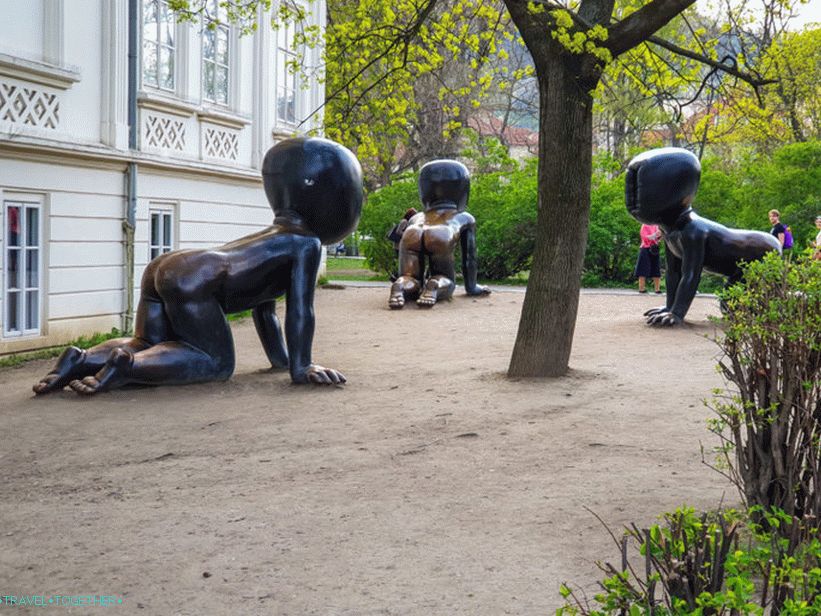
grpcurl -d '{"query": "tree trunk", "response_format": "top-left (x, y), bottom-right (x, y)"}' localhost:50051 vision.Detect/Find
top-left (508, 55), bottom-right (595, 377)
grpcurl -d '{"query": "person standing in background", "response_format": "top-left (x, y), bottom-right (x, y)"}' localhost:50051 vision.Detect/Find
top-left (635, 223), bottom-right (662, 294)
top-left (812, 215), bottom-right (821, 260)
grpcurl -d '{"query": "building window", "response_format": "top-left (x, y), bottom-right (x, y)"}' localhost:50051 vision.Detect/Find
top-left (142, 0), bottom-right (176, 91)
top-left (202, 0), bottom-right (230, 105)
top-left (4, 199), bottom-right (42, 337)
top-left (276, 18), bottom-right (300, 126)
top-left (149, 208), bottom-right (174, 261)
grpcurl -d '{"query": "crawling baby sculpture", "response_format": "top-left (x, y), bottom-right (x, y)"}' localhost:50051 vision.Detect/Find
top-left (388, 160), bottom-right (490, 309)
top-left (34, 137), bottom-right (363, 395)
top-left (626, 147), bottom-right (780, 326)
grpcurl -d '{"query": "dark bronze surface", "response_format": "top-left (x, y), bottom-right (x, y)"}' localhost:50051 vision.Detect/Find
top-left (34, 137), bottom-right (363, 395)
top-left (626, 147), bottom-right (780, 326)
top-left (388, 160), bottom-right (490, 309)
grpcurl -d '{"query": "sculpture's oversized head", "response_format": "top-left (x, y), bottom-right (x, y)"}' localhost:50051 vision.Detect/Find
top-left (418, 160), bottom-right (470, 212)
top-left (262, 137), bottom-right (363, 244)
top-left (626, 147), bottom-right (701, 226)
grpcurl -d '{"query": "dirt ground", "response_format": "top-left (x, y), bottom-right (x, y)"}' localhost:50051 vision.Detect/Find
top-left (0, 286), bottom-right (735, 615)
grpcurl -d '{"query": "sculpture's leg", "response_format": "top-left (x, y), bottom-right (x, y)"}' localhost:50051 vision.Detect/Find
top-left (389, 241), bottom-right (424, 310)
top-left (32, 337), bottom-right (150, 395)
top-left (69, 296), bottom-right (235, 395)
top-left (417, 275), bottom-right (455, 307)
top-left (417, 252), bottom-right (456, 307)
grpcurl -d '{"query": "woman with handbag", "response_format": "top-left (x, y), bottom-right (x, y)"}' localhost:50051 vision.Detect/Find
top-left (635, 223), bottom-right (662, 293)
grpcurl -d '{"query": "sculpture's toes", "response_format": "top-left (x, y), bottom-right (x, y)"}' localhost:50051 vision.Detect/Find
top-left (69, 377), bottom-right (103, 396)
top-left (416, 293), bottom-right (436, 308)
top-left (33, 374), bottom-right (63, 395)
top-left (388, 292), bottom-right (405, 310)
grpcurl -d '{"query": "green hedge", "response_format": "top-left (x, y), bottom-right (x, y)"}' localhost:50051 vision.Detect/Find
top-left (358, 140), bottom-right (820, 284)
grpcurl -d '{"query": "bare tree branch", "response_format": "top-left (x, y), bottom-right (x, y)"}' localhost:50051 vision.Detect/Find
top-left (605, 0), bottom-right (697, 57)
top-left (644, 34), bottom-right (776, 87)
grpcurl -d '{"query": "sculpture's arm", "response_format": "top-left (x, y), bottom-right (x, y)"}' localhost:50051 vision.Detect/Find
top-left (645, 240), bottom-right (680, 318)
top-left (459, 222), bottom-right (490, 296)
top-left (252, 300), bottom-right (289, 370)
top-left (669, 232), bottom-right (705, 320)
top-left (647, 231), bottom-right (704, 326)
top-left (286, 238), bottom-right (345, 384)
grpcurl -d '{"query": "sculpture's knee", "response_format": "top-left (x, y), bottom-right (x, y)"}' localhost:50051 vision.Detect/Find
top-left (106, 347), bottom-right (134, 371)
top-left (211, 356), bottom-right (235, 381)
top-left (57, 345), bottom-right (86, 367)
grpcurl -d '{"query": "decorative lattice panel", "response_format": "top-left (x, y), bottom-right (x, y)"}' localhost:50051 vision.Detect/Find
top-left (144, 114), bottom-right (186, 151)
top-left (204, 127), bottom-right (239, 161)
top-left (0, 82), bottom-right (59, 129)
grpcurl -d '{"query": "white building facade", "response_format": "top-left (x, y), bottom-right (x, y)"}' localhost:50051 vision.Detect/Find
top-left (0, 0), bottom-right (326, 355)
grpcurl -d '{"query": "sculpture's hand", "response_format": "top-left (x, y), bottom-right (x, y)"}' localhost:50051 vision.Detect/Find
top-left (293, 364), bottom-right (347, 385)
top-left (645, 310), bottom-right (682, 327)
top-left (467, 285), bottom-right (491, 296)
top-left (643, 306), bottom-right (668, 317)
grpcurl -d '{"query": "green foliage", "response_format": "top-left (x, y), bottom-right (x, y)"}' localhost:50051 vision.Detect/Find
top-left (560, 507), bottom-right (821, 615)
top-left (0, 328), bottom-right (124, 369)
top-left (586, 172), bottom-right (638, 285)
top-left (706, 27), bottom-right (821, 149)
top-left (697, 141), bottom-right (821, 246)
top-left (360, 158), bottom-right (647, 283)
top-left (358, 177), bottom-right (418, 275)
top-left (358, 164), bottom-right (540, 280)
top-left (708, 251), bottom-right (821, 521)
top-left (469, 160), bottom-right (538, 279)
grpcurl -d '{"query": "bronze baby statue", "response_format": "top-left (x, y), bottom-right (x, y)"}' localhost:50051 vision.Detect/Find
top-left (34, 137), bottom-right (363, 395)
top-left (388, 160), bottom-right (490, 309)
top-left (626, 147), bottom-right (780, 326)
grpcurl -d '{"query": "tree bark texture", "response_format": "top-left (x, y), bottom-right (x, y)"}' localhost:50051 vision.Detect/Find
top-left (508, 54), bottom-right (595, 377)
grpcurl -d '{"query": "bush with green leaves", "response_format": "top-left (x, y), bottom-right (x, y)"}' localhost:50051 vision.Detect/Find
top-left (584, 172), bottom-right (642, 286)
top-left (697, 141), bottom-right (820, 248)
top-left (357, 176), bottom-right (418, 275)
top-left (558, 507), bottom-right (821, 615)
top-left (357, 164), bottom-right (540, 280)
top-left (558, 252), bottom-right (821, 616)
top-left (707, 251), bottom-right (821, 523)
top-left (358, 158), bottom-right (643, 282)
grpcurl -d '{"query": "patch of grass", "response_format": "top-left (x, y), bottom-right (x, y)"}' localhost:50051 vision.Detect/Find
top-left (326, 256), bottom-right (369, 271)
top-left (0, 328), bottom-right (125, 369)
top-left (227, 310), bottom-right (252, 322)
top-left (327, 273), bottom-right (390, 282)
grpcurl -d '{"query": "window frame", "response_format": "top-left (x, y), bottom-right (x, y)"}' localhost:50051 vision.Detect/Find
top-left (201, 0), bottom-right (232, 106)
top-left (275, 12), bottom-right (303, 127)
top-left (148, 205), bottom-right (176, 262)
top-left (141, 0), bottom-right (177, 93)
top-left (3, 196), bottom-right (44, 339)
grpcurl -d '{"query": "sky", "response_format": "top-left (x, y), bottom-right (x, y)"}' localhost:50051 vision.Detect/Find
top-left (791, 0), bottom-right (821, 28)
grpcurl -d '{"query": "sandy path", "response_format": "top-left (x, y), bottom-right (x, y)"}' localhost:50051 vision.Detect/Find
top-left (0, 287), bottom-right (733, 615)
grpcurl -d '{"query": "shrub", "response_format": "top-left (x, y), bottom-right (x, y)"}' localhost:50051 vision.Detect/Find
top-left (469, 161), bottom-right (538, 279)
top-left (359, 158), bottom-right (644, 282)
top-left (707, 252), bottom-right (821, 524)
top-left (558, 507), bottom-right (821, 615)
top-left (357, 176), bottom-right (418, 275)
top-left (586, 173), bottom-right (640, 285)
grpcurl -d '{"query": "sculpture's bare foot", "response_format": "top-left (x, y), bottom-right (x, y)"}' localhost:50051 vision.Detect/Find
top-left (69, 348), bottom-right (133, 395)
top-left (645, 310), bottom-right (682, 327)
top-left (388, 290), bottom-right (405, 310)
top-left (33, 346), bottom-right (86, 395)
top-left (643, 306), bottom-right (667, 317)
top-left (467, 285), bottom-right (491, 296)
top-left (294, 363), bottom-right (347, 385)
top-left (417, 282), bottom-right (439, 308)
